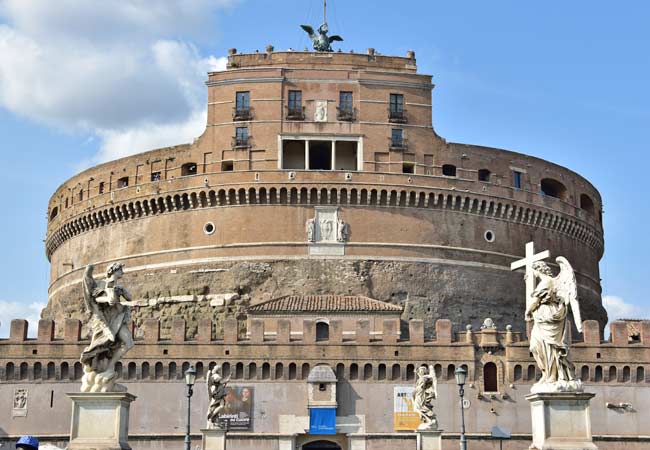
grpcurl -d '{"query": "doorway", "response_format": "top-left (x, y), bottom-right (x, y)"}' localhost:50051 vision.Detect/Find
top-left (303, 441), bottom-right (341, 450)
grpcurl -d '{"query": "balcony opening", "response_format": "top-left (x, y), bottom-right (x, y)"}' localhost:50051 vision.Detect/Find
top-left (335, 141), bottom-right (357, 170)
top-left (478, 169), bottom-right (491, 182)
top-left (483, 362), bottom-right (498, 392)
top-left (316, 322), bottom-right (329, 342)
top-left (282, 140), bottom-right (305, 169)
top-left (580, 194), bottom-right (595, 215)
top-left (181, 163), bottom-right (197, 176)
top-left (221, 161), bottom-right (234, 172)
top-left (540, 178), bottom-right (567, 200)
top-left (309, 141), bottom-right (332, 170)
top-left (402, 163), bottom-right (415, 174)
top-left (117, 176), bottom-right (129, 188)
top-left (151, 171), bottom-right (161, 182)
top-left (442, 164), bottom-right (457, 177)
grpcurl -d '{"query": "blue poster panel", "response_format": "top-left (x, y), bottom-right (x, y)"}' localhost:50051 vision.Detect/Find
top-left (309, 408), bottom-right (337, 435)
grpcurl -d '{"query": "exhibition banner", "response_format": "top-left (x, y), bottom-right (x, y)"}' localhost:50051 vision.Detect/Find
top-left (393, 386), bottom-right (421, 431)
top-left (309, 407), bottom-right (337, 434)
top-left (217, 386), bottom-right (253, 430)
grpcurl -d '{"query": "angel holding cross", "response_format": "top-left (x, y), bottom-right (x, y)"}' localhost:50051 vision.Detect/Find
top-left (526, 257), bottom-right (583, 393)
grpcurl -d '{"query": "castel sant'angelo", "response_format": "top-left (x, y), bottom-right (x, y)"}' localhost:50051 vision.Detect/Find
top-left (1, 15), bottom-right (649, 450)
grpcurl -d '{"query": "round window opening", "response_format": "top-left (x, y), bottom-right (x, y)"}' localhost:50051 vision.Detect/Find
top-left (203, 222), bottom-right (215, 235)
top-left (484, 230), bottom-right (495, 243)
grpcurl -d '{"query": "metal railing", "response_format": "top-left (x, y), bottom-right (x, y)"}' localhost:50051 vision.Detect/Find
top-left (388, 109), bottom-right (407, 123)
top-left (336, 106), bottom-right (355, 122)
top-left (286, 106), bottom-right (305, 120)
top-left (233, 107), bottom-right (253, 121)
top-left (389, 137), bottom-right (408, 150)
top-left (232, 136), bottom-right (252, 148)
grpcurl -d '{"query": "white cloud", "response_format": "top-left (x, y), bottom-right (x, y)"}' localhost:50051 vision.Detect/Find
top-left (602, 295), bottom-right (650, 338)
top-left (0, 301), bottom-right (45, 338)
top-left (0, 1), bottom-right (235, 163)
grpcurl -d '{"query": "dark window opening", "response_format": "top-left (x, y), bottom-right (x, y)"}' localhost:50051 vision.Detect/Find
top-left (282, 140), bottom-right (305, 169)
top-left (234, 127), bottom-right (249, 147)
top-left (309, 141), bottom-right (332, 170)
top-left (318, 383), bottom-right (326, 391)
top-left (391, 129), bottom-right (405, 148)
top-left (49, 207), bottom-right (58, 221)
top-left (389, 93), bottom-right (406, 122)
top-left (335, 141), bottom-right (358, 170)
top-left (483, 362), bottom-right (498, 392)
top-left (580, 194), bottom-right (595, 215)
top-left (442, 164), bottom-right (457, 177)
top-left (221, 161), bottom-right (234, 172)
top-left (181, 163), bottom-right (197, 176)
top-left (117, 177), bottom-right (129, 188)
top-left (98, 182), bottom-right (105, 194)
top-left (78, 190), bottom-right (83, 201)
top-left (402, 163), bottom-right (414, 174)
top-left (478, 169), bottom-right (491, 182)
top-left (540, 178), bottom-right (567, 200)
top-left (287, 90), bottom-right (304, 120)
top-left (151, 171), bottom-right (161, 182)
top-left (316, 322), bottom-right (329, 341)
top-left (513, 171), bottom-right (523, 189)
top-left (65, 198), bottom-right (69, 208)
top-left (338, 91), bottom-right (353, 120)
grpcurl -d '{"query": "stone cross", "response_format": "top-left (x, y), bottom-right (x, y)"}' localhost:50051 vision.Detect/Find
top-left (510, 241), bottom-right (550, 308)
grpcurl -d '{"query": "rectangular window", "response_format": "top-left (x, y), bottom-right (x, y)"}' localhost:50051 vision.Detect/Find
top-left (288, 90), bottom-right (302, 109)
top-left (98, 182), bottom-right (105, 194)
top-left (117, 177), bottom-right (129, 188)
top-left (78, 190), bottom-right (83, 201)
top-left (235, 91), bottom-right (249, 110)
top-left (235, 127), bottom-right (249, 147)
top-left (151, 171), bottom-right (161, 182)
top-left (339, 91), bottom-right (353, 112)
top-left (391, 129), bottom-right (404, 147)
top-left (513, 171), bottom-right (523, 189)
top-left (390, 93), bottom-right (404, 113)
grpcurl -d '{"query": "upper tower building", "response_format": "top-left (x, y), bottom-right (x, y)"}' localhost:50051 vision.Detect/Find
top-left (43, 42), bottom-right (605, 337)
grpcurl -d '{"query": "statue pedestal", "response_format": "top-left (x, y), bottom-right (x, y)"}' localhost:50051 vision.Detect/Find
top-left (67, 392), bottom-right (136, 450)
top-left (416, 429), bottom-right (443, 450)
top-left (202, 428), bottom-right (227, 450)
top-left (526, 392), bottom-right (597, 450)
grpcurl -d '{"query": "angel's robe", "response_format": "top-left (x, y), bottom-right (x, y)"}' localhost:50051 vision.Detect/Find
top-left (529, 276), bottom-right (576, 384)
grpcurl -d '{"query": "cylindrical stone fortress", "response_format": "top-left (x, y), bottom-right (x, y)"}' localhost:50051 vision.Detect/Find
top-left (43, 50), bottom-right (605, 338)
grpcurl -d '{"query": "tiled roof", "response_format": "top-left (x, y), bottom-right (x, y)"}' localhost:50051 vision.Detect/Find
top-left (247, 295), bottom-right (403, 314)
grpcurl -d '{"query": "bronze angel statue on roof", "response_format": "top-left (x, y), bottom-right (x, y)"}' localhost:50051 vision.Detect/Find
top-left (79, 262), bottom-right (134, 392)
top-left (526, 256), bottom-right (583, 393)
top-left (300, 23), bottom-right (343, 52)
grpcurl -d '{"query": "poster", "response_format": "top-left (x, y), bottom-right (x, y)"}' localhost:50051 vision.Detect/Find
top-left (309, 407), bottom-right (337, 434)
top-left (393, 386), bottom-right (421, 431)
top-left (217, 386), bottom-right (253, 430)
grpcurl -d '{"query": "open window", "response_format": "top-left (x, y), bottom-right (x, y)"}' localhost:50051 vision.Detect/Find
top-left (483, 362), bottom-right (498, 392)
top-left (117, 177), bottom-right (129, 188)
top-left (335, 141), bottom-right (357, 170)
top-left (442, 164), bottom-right (457, 177)
top-left (221, 161), bottom-right (234, 172)
top-left (309, 141), bottom-right (332, 170)
top-left (316, 322), bottom-right (329, 342)
top-left (580, 194), bottom-right (595, 215)
top-left (478, 169), bottom-right (491, 182)
top-left (282, 140), bottom-right (305, 169)
top-left (181, 163), bottom-right (197, 176)
top-left (540, 178), bottom-right (567, 200)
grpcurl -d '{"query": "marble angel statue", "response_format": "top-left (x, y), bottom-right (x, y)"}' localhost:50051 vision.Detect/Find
top-left (413, 364), bottom-right (438, 430)
top-left (526, 257), bottom-right (583, 393)
top-left (79, 262), bottom-right (134, 393)
top-left (207, 365), bottom-right (230, 428)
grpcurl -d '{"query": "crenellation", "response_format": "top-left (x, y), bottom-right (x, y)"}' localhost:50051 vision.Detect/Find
top-left (250, 319), bottom-right (264, 343)
top-left (37, 319), bottom-right (55, 342)
top-left (583, 319), bottom-right (601, 344)
top-left (303, 319), bottom-right (316, 343)
top-left (356, 319), bottom-right (370, 344)
top-left (435, 319), bottom-right (452, 344)
top-left (610, 321), bottom-right (629, 345)
top-left (143, 318), bottom-right (160, 343)
top-left (9, 319), bottom-right (28, 342)
top-left (409, 319), bottom-right (424, 344)
top-left (642, 321), bottom-right (650, 344)
top-left (224, 318), bottom-right (238, 344)
top-left (329, 319), bottom-right (343, 343)
top-left (277, 319), bottom-right (291, 344)
top-left (382, 318), bottom-right (399, 344)
top-left (170, 319), bottom-right (186, 343)
top-left (197, 318), bottom-right (212, 343)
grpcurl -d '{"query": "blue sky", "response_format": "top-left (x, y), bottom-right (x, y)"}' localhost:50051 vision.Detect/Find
top-left (0, 0), bottom-right (648, 336)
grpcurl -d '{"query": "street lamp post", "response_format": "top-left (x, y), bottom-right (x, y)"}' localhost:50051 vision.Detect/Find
top-left (454, 366), bottom-right (468, 450)
top-left (184, 365), bottom-right (197, 450)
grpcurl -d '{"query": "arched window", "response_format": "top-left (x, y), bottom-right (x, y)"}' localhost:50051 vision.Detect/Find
top-left (141, 362), bottom-right (150, 380)
top-left (196, 362), bottom-right (204, 379)
top-left (33, 362), bottom-right (42, 380)
top-left (61, 362), bottom-right (69, 380)
top-left (275, 363), bottom-right (284, 379)
top-left (289, 363), bottom-right (297, 380)
top-left (608, 366), bottom-right (617, 382)
top-left (336, 363), bottom-right (344, 380)
top-left (155, 362), bottom-right (164, 380)
top-left (363, 363), bottom-right (373, 380)
top-left (181, 163), bottom-right (198, 176)
top-left (378, 364), bottom-right (386, 380)
top-left (594, 366), bottom-right (603, 382)
top-left (221, 362), bottom-right (230, 378)
top-left (622, 366), bottom-right (630, 382)
top-left (580, 194), bottom-right (595, 215)
top-left (442, 164), bottom-right (457, 177)
top-left (406, 364), bottom-right (415, 381)
top-left (49, 207), bottom-right (59, 221)
top-left (483, 362), bottom-right (498, 392)
top-left (301, 363), bottom-right (310, 380)
top-left (478, 169), bottom-right (491, 182)
top-left (262, 363), bottom-right (270, 380)
top-left (514, 364), bottom-right (522, 381)
top-left (249, 363), bottom-right (257, 379)
top-left (316, 322), bottom-right (330, 342)
top-left (5, 362), bottom-right (15, 380)
top-left (540, 178), bottom-right (567, 200)
top-left (235, 362), bottom-right (244, 379)
top-left (19, 363), bottom-right (28, 380)
top-left (581, 365), bottom-right (589, 381)
top-left (128, 362), bottom-right (136, 380)
top-left (46, 362), bottom-right (55, 380)
top-left (527, 365), bottom-right (536, 381)
top-left (349, 363), bottom-right (358, 380)
top-left (73, 362), bottom-right (83, 380)
top-left (169, 362), bottom-right (177, 380)
top-left (447, 364), bottom-right (456, 381)
top-left (391, 364), bottom-right (401, 381)
top-left (637, 366), bottom-right (645, 383)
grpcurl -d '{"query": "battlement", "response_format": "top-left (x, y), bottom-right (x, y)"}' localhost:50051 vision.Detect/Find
top-left (4, 318), bottom-right (649, 347)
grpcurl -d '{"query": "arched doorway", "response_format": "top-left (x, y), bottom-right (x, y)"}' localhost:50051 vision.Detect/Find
top-left (303, 440), bottom-right (341, 450)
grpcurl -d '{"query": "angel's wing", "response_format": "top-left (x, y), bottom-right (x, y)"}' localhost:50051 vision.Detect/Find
top-left (300, 25), bottom-right (315, 38)
top-left (82, 264), bottom-right (97, 314)
top-left (429, 364), bottom-right (438, 397)
top-left (329, 35), bottom-right (344, 43)
top-left (555, 256), bottom-right (582, 332)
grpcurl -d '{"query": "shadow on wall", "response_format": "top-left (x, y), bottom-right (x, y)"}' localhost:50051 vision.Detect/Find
top-left (335, 379), bottom-right (361, 416)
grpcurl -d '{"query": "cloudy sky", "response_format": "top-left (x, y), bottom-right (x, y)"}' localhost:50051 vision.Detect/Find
top-left (0, 0), bottom-right (649, 336)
